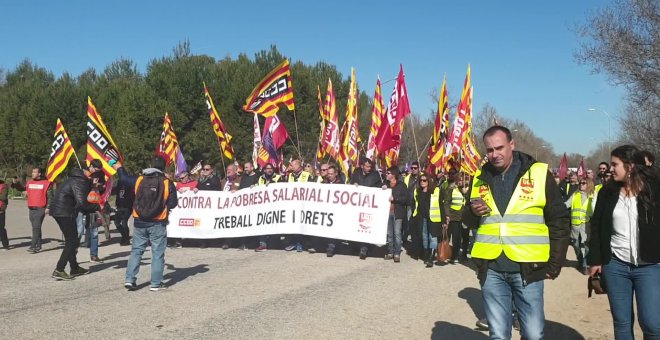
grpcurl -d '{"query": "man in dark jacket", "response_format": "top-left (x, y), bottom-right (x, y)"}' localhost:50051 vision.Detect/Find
top-left (114, 171), bottom-right (135, 246)
top-left (113, 156), bottom-right (177, 291)
top-left (462, 126), bottom-right (569, 339)
top-left (349, 157), bottom-right (383, 259)
top-left (384, 166), bottom-right (408, 263)
top-left (49, 168), bottom-right (100, 280)
top-left (239, 161), bottom-right (260, 189)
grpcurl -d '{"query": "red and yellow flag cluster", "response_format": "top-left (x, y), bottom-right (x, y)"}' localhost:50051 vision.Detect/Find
top-left (46, 119), bottom-right (76, 182)
top-left (427, 65), bottom-right (481, 175)
top-left (244, 60), bottom-right (296, 167)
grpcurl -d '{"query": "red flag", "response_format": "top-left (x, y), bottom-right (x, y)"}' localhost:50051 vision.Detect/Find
top-left (577, 158), bottom-right (586, 178)
top-left (258, 114), bottom-right (289, 167)
top-left (559, 153), bottom-right (568, 180)
top-left (376, 65), bottom-right (411, 153)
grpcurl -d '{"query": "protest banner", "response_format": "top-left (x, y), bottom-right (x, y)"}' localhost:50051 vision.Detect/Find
top-left (168, 182), bottom-right (391, 245)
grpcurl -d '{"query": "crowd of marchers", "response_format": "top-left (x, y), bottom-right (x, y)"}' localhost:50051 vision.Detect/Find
top-left (0, 125), bottom-right (658, 340)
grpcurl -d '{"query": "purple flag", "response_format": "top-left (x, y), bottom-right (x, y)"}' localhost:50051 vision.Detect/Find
top-left (175, 145), bottom-right (188, 177)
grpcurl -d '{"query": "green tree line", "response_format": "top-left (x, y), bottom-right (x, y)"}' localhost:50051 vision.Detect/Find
top-left (0, 43), bottom-right (373, 177)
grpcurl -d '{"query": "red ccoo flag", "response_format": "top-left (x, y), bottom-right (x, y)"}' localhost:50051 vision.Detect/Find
top-left (376, 65), bottom-right (411, 153)
top-left (559, 153), bottom-right (568, 180)
top-left (577, 158), bottom-right (586, 178)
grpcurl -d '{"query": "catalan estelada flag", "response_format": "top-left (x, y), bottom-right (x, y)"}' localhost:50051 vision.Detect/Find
top-left (204, 83), bottom-right (235, 160)
top-left (87, 97), bottom-right (123, 178)
top-left (243, 59), bottom-right (295, 117)
top-left (46, 118), bottom-right (76, 182)
top-left (156, 112), bottom-right (178, 166)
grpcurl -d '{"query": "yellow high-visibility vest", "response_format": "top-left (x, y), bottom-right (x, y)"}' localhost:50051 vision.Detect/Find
top-left (413, 187), bottom-right (442, 222)
top-left (594, 183), bottom-right (603, 196)
top-left (470, 163), bottom-right (550, 263)
top-left (258, 174), bottom-right (281, 186)
top-left (450, 187), bottom-right (466, 211)
top-left (289, 171), bottom-right (311, 183)
top-left (570, 191), bottom-right (593, 226)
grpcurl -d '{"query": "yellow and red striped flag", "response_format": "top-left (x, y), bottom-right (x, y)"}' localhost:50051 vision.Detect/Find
top-left (429, 76), bottom-right (450, 170)
top-left (156, 112), bottom-right (179, 166)
top-left (86, 97), bottom-right (123, 178)
top-left (204, 83), bottom-right (235, 160)
top-left (46, 118), bottom-right (77, 182)
top-left (460, 86), bottom-right (481, 175)
top-left (243, 59), bottom-right (295, 117)
top-left (339, 68), bottom-right (360, 176)
top-left (366, 76), bottom-right (384, 160)
top-left (315, 85), bottom-right (326, 161)
top-left (322, 78), bottom-right (340, 159)
top-left (443, 65), bottom-right (472, 171)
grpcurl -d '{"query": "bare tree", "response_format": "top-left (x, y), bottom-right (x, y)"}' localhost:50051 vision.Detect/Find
top-left (575, 0), bottom-right (660, 155)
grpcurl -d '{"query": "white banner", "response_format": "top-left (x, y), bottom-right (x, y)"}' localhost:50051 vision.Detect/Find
top-left (167, 182), bottom-right (391, 245)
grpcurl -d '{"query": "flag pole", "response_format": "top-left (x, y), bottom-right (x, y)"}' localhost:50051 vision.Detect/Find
top-left (418, 135), bottom-right (433, 165)
top-left (408, 115), bottom-right (420, 161)
top-left (219, 153), bottom-right (226, 176)
top-left (292, 109), bottom-right (303, 160)
top-left (72, 149), bottom-right (82, 169)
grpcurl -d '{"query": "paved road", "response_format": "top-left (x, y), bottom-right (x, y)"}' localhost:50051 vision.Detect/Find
top-left (0, 199), bottom-right (636, 339)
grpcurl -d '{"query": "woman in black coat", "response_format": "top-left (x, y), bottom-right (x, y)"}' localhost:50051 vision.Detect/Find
top-left (588, 145), bottom-right (660, 339)
top-left (410, 173), bottom-right (445, 267)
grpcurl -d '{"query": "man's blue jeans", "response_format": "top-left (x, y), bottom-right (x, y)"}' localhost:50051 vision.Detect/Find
top-left (125, 220), bottom-right (167, 288)
top-left (482, 269), bottom-right (545, 340)
top-left (386, 213), bottom-right (403, 255)
top-left (601, 257), bottom-right (660, 340)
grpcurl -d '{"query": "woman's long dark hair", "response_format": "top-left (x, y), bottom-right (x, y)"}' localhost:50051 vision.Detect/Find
top-left (416, 173), bottom-right (436, 195)
top-left (611, 145), bottom-right (657, 214)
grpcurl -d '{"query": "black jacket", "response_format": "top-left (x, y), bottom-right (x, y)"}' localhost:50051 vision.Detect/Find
top-left (197, 175), bottom-right (222, 191)
top-left (388, 180), bottom-right (409, 219)
top-left (49, 168), bottom-right (100, 218)
top-left (350, 169), bottom-right (383, 188)
top-left (462, 151), bottom-right (570, 285)
top-left (239, 172), bottom-right (260, 189)
top-left (588, 179), bottom-right (660, 265)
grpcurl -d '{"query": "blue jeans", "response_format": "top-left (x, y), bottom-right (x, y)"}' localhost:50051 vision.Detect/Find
top-left (88, 220), bottom-right (99, 257)
top-left (76, 213), bottom-right (85, 243)
top-left (601, 257), bottom-right (660, 340)
top-left (421, 218), bottom-right (437, 250)
top-left (482, 269), bottom-right (545, 340)
top-left (125, 220), bottom-right (167, 287)
top-left (386, 213), bottom-right (403, 255)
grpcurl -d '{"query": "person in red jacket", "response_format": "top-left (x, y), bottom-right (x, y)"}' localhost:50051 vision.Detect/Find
top-left (25, 168), bottom-right (53, 253)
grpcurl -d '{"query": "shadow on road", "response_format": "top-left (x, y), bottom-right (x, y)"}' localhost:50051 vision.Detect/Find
top-left (431, 321), bottom-right (488, 339)
top-left (163, 263), bottom-right (209, 287)
top-left (458, 287), bottom-right (485, 320)
top-left (544, 320), bottom-right (586, 340)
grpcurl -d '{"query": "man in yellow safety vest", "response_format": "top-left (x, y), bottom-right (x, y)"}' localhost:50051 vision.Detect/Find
top-left (463, 126), bottom-right (570, 340)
